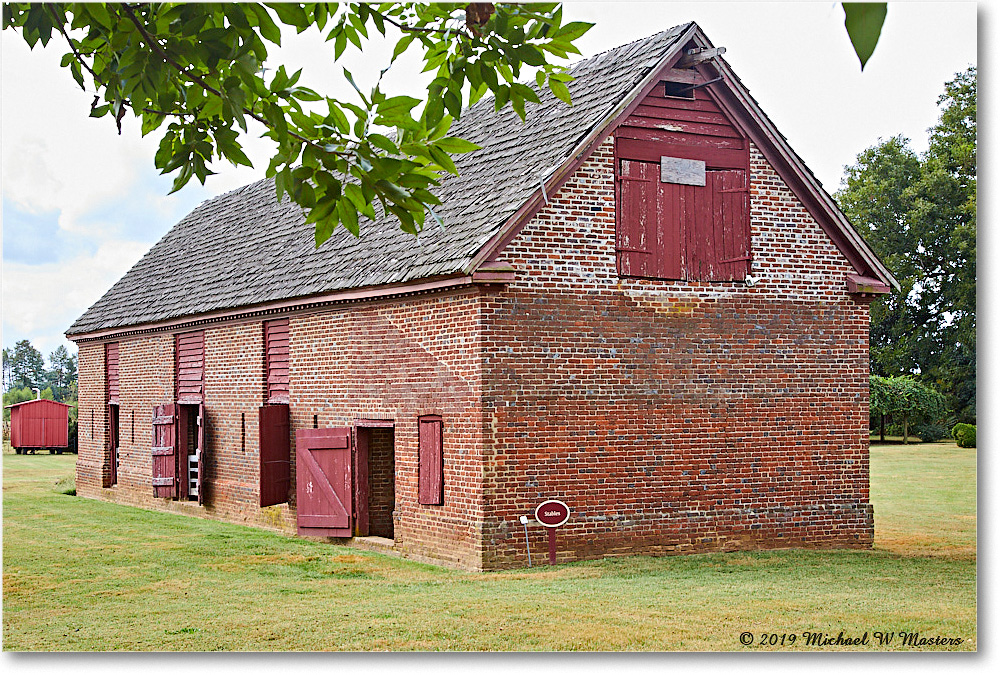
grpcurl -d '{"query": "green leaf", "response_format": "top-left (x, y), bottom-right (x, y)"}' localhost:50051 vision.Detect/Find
top-left (378, 95), bottom-right (421, 115)
top-left (344, 183), bottom-right (367, 212)
top-left (368, 133), bottom-right (398, 154)
top-left (433, 137), bottom-right (480, 154)
top-left (843, 3), bottom-right (887, 70)
top-left (141, 113), bottom-right (166, 136)
top-left (549, 78), bottom-right (571, 106)
top-left (327, 103), bottom-right (350, 135)
top-left (220, 141), bottom-right (253, 168)
top-left (334, 28), bottom-right (347, 59)
top-left (392, 34), bottom-right (415, 62)
top-left (337, 197), bottom-right (360, 236)
top-left (266, 2), bottom-right (310, 29)
top-left (428, 205), bottom-right (445, 230)
top-left (342, 68), bottom-right (369, 106)
top-left (554, 21), bottom-right (593, 42)
top-left (428, 145), bottom-right (458, 175)
top-left (85, 3), bottom-right (113, 30)
top-left (513, 44), bottom-right (545, 67)
top-left (511, 90), bottom-right (526, 121)
top-left (250, 4), bottom-right (281, 45)
top-left (375, 179), bottom-right (412, 205)
top-left (345, 24), bottom-right (362, 50)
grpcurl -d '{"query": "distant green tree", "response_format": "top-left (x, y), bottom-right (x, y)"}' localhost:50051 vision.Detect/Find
top-left (870, 375), bottom-right (947, 445)
top-left (45, 346), bottom-right (78, 402)
top-left (915, 66), bottom-right (976, 423)
top-left (5, 340), bottom-right (46, 391)
top-left (838, 67), bottom-right (976, 423)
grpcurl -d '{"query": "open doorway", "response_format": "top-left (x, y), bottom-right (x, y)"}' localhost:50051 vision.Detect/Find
top-left (355, 424), bottom-right (396, 540)
top-left (177, 403), bottom-right (205, 503)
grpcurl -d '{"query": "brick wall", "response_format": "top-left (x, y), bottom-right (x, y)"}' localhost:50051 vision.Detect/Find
top-left (75, 342), bottom-right (107, 493)
top-left (76, 290), bottom-right (487, 568)
top-left (479, 138), bottom-right (873, 568)
top-left (287, 290), bottom-right (486, 569)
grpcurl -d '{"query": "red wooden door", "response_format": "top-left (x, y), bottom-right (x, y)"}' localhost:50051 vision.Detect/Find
top-left (152, 404), bottom-right (177, 499)
top-left (295, 428), bottom-right (353, 537)
top-left (258, 404), bottom-right (291, 507)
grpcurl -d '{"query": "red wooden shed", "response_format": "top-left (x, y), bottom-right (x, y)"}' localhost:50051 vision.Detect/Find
top-left (6, 399), bottom-right (72, 454)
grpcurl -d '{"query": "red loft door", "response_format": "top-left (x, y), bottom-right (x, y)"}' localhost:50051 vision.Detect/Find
top-left (295, 428), bottom-right (353, 537)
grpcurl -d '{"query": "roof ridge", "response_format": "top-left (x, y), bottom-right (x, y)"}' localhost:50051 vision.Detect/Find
top-left (576, 22), bottom-right (692, 64)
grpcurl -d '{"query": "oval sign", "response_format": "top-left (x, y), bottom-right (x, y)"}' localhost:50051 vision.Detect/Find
top-left (535, 499), bottom-right (570, 528)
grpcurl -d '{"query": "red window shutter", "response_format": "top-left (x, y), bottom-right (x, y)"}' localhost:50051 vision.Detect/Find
top-left (656, 180), bottom-right (691, 280)
top-left (617, 160), bottom-right (684, 280)
top-left (151, 404), bottom-right (177, 499)
top-left (712, 169), bottom-right (750, 280)
top-left (259, 404), bottom-right (291, 507)
top-left (106, 342), bottom-right (120, 404)
top-left (264, 319), bottom-right (290, 403)
top-left (175, 331), bottom-right (204, 403)
top-left (686, 169), bottom-right (749, 281)
top-left (617, 160), bottom-right (655, 277)
top-left (418, 416), bottom-right (443, 505)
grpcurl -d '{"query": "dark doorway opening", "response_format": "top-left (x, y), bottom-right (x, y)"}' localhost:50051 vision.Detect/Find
top-left (109, 404), bottom-right (120, 485)
top-left (177, 403), bottom-right (204, 502)
top-left (355, 425), bottom-right (396, 540)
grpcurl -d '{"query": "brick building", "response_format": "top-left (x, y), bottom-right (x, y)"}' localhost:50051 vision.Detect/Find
top-left (68, 24), bottom-right (896, 570)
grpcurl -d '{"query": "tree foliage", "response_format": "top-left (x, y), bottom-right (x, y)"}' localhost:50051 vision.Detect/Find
top-left (869, 375), bottom-right (947, 444)
top-left (3, 339), bottom-right (46, 391)
top-left (3, 2), bottom-right (591, 245)
top-left (45, 345), bottom-right (78, 401)
top-left (838, 66), bottom-right (976, 424)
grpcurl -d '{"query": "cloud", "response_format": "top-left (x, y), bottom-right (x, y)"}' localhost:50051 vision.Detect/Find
top-left (2, 238), bottom-right (150, 355)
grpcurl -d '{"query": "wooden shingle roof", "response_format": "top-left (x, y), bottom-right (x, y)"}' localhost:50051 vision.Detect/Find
top-left (67, 24), bottom-right (692, 337)
top-left (67, 21), bottom-right (896, 339)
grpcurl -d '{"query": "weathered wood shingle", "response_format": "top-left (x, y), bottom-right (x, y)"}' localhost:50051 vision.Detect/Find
top-left (67, 25), bottom-right (691, 336)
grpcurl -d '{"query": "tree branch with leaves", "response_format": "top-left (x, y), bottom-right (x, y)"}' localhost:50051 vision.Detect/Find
top-left (4, 2), bottom-right (591, 245)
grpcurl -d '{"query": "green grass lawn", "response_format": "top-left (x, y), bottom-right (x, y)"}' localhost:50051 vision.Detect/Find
top-left (2, 444), bottom-right (976, 651)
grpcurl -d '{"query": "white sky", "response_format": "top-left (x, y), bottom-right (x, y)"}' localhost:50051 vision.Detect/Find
top-left (0, 0), bottom-right (982, 360)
